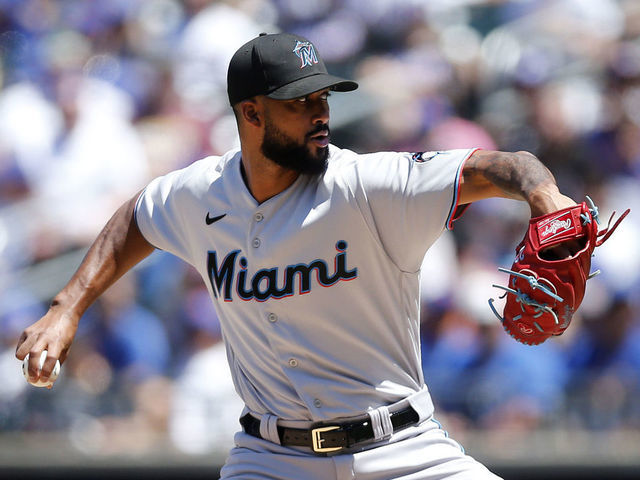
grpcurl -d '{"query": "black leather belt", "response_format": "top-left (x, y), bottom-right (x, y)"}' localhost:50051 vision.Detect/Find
top-left (240, 405), bottom-right (419, 454)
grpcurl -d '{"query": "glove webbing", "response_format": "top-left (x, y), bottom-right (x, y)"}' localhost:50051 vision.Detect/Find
top-left (488, 268), bottom-right (562, 329)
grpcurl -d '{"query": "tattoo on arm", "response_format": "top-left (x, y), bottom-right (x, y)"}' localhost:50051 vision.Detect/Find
top-left (464, 150), bottom-right (557, 202)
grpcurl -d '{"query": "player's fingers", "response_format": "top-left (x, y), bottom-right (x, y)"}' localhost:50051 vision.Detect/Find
top-left (59, 347), bottom-right (70, 365)
top-left (40, 350), bottom-right (60, 381)
top-left (553, 245), bottom-right (571, 258)
top-left (542, 239), bottom-right (583, 260)
top-left (40, 342), bottom-right (67, 380)
top-left (557, 239), bottom-right (582, 257)
top-left (15, 330), bottom-right (36, 360)
top-left (27, 340), bottom-right (49, 382)
top-left (26, 354), bottom-right (40, 382)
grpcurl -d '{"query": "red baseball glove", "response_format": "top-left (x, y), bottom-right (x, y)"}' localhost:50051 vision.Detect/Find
top-left (489, 197), bottom-right (630, 345)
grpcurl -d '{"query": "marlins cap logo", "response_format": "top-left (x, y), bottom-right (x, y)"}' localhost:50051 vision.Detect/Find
top-left (293, 41), bottom-right (319, 69)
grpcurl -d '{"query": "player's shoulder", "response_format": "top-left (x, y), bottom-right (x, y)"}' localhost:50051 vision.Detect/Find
top-left (327, 145), bottom-right (407, 166)
top-left (325, 146), bottom-right (478, 196)
top-left (328, 146), bottom-right (477, 175)
top-left (155, 149), bottom-right (240, 191)
top-left (327, 145), bottom-right (415, 180)
top-left (326, 145), bottom-right (406, 180)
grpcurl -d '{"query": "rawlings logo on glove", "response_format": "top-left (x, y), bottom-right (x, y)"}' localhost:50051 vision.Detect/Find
top-left (489, 197), bottom-right (630, 345)
top-left (539, 217), bottom-right (573, 240)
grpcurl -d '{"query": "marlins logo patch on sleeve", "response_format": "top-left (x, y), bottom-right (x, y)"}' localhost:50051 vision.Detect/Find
top-left (412, 151), bottom-right (441, 163)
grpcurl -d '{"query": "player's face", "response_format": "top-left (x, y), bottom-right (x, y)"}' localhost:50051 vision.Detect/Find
top-left (260, 90), bottom-right (331, 175)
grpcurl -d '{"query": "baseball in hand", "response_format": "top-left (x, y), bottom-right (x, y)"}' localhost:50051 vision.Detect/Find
top-left (22, 350), bottom-right (61, 388)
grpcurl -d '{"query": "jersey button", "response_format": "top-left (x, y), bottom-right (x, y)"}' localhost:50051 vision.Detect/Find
top-left (254, 212), bottom-right (264, 222)
top-left (288, 358), bottom-right (298, 368)
top-left (313, 399), bottom-right (322, 408)
top-left (268, 313), bottom-right (277, 323)
top-left (252, 237), bottom-right (261, 248)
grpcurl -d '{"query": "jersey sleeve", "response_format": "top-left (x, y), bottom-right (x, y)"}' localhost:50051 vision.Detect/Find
top-left (134, 169), bottom-right (194, 264)
top-left (354, 148), bottom-right (477, 273)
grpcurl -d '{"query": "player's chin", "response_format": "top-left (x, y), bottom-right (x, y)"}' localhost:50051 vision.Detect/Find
top-left (310, 145), bottom-right (329, 162)
top-left (301, 148), bottom-right (329, 175)
top-left (315, 145), bottom-right (330, 163)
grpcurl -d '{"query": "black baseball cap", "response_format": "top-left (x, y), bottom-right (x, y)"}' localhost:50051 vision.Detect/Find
top-left (227, 32), bottom-right (358, 105)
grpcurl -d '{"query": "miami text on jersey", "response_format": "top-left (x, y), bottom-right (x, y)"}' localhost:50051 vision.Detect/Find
top-left (207, 241), bottom-right (357, 302)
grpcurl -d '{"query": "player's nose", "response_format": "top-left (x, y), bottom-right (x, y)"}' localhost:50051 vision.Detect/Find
top-left (310, 97), bottom-right (330, 125)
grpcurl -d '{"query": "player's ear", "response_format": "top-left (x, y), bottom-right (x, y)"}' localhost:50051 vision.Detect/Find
top-left (240, 99), bottom-right (261, 127)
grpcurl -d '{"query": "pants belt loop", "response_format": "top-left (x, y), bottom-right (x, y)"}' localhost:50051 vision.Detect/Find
top-left (259, 413), bottom-right (281, 445)
top-left (368, 405), bottom-right (394, 441)
top-left (407, 387), bottom-right (435, 423)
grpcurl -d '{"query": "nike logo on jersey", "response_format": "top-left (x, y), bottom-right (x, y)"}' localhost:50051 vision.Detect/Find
top-left (205, 212), bottom-right (227, 225)
top-left (207, 240), bottom-right (358, 302)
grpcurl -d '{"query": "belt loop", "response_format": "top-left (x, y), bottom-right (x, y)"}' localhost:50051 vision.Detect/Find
top-left (407, 387), bottom-right (435, 423)
top-left (259, 413), bottom-right (281, 445)
top-left (368, 405), bottom-right (393, 441)
top-left (379, 405), bottom-right (393, 438)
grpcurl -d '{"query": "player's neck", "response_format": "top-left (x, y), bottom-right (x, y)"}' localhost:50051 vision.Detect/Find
top-left (240, 150), bottom-right (299, 204)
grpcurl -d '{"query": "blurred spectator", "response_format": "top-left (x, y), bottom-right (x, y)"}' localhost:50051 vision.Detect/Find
top-left (0, 291), bottom-right (44, 430)
top-left (95, 272), bottom-right (171, 381)
top-left (565, 297), bottom-right (640, 430)
top-left (169, 285), bottom-right (244, 454)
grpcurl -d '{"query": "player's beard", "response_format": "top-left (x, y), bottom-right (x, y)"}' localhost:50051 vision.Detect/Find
top-left (261, 118), bottom-right (329, 175)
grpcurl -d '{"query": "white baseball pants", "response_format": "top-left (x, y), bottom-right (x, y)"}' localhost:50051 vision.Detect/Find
top-left (220, 418), bottom-right (502, 479)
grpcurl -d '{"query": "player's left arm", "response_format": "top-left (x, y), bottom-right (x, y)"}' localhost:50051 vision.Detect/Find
top-left (458, 149), bottom-right (576, 217)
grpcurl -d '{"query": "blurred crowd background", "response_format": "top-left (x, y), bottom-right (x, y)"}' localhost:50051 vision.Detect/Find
top-left (1, 0), bottom-right (640, 466)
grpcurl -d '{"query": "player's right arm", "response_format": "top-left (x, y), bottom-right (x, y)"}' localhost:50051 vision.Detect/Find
top-left (15, 193), bottom-right (155, 385)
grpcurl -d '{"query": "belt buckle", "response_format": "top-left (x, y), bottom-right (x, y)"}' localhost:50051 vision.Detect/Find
top-left (311, 425), bottom-right (342, 453)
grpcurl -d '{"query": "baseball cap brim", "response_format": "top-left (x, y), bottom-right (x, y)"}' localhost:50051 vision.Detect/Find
top-left (266, 73), bottom-right (358, 100)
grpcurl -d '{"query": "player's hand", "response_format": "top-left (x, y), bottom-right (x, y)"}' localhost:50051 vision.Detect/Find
top-left (529, 188), bottom-right (581, 259)
top-left (529, 186), bottom-right (577, 218)
top-left (15, 308), bottom-right (79, 386)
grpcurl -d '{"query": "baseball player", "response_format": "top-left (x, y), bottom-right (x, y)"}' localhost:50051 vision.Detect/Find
top-left (16, 33), bottom-right (577, 479)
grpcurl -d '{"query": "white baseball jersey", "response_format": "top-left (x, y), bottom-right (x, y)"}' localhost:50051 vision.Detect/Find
top-left (135, 145), bottom-right (476, 423)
